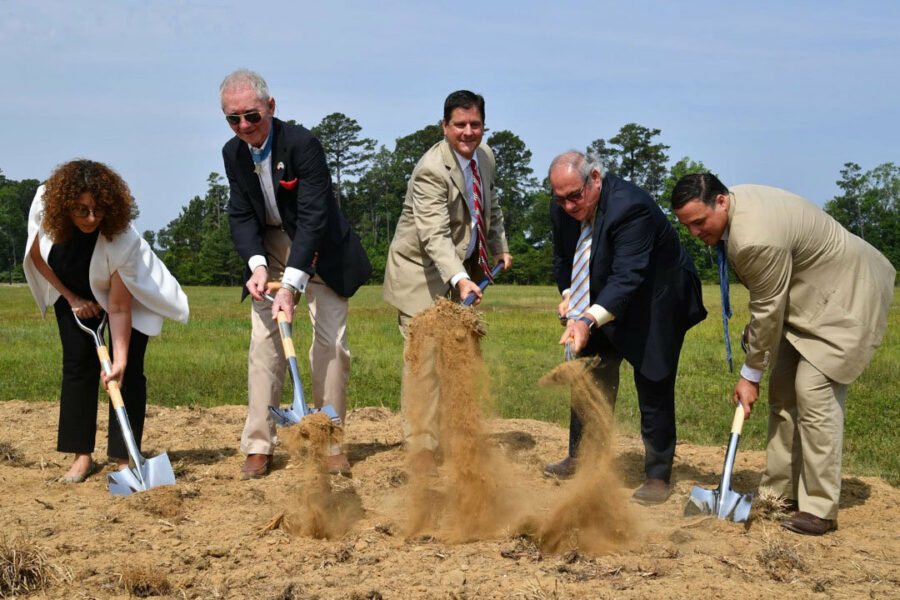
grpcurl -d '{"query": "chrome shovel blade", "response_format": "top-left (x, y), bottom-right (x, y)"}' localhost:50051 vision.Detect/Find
top-left (718, 489), bottom-right (754, 522)
top-left (685, 485), bottom-right (718, 517)
top-left (269, 404), bottom-right (342, 426)
top-left (107, 452), bottom-right (176, 497)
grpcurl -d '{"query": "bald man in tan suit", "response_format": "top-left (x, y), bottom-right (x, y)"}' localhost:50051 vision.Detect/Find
top-left (672, 173), bottom-right (895, 536)
top-left (384, 90), bottom-right (511, 472)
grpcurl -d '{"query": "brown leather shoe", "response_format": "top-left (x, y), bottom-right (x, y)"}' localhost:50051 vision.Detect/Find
top-left (543, 456), bottom-right (577, 479)
top-left (409, 450), bottom-right (438, 477)
top-left (782, 511), bottom-right (837, 536)
top-left (325, 453), bottom-right (352, 476)
top-left (240, 454), bottom-right (272, 479)
top-left (630, 478), bottom-right (671, 505)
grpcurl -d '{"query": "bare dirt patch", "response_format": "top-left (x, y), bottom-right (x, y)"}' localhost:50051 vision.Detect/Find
top-left (2, 365), bottom-right (899, 598)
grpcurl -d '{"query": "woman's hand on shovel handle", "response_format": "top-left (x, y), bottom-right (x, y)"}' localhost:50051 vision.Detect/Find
top-left (733, 377), bottom-right (759, 419)
top-left (70, 296), bottom-right (100, 319)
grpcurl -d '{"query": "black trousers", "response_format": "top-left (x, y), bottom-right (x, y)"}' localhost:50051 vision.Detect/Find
top-left (54, 297), bottom-right (149, 460)
top-left (568, 331), bottom-right (683, 483)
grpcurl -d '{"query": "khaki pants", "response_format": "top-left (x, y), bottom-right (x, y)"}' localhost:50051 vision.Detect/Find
top-left (759, 337), bottom-right (847, 520)
top-left (398, 311), bottom-right (441, 453)
top-left (241, 228), bottom-right (350, 455)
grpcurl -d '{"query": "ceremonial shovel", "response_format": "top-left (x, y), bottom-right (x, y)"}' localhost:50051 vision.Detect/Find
top-left (685, 404), bottom-right (754, 522)
top-left (263, 284), bottom-right (341, 426)
top-left (72, 312), bottom-right (176, 497)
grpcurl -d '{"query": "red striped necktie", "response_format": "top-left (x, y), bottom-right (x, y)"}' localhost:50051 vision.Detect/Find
top-left (470, 159), bottom-right (494, 282)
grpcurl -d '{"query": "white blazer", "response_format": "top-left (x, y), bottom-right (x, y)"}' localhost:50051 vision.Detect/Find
top-left (24, 186), bottom-right (189, 336)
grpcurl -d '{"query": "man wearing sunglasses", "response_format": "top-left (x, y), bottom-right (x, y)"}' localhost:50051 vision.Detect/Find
top-left (545, 151), bottom-right (706, 506)
top-left (220, 69), bottom-right (372, 479)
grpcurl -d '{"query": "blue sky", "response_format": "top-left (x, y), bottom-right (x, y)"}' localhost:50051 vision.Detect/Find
top-left (2, 1), bottom-right (898, 234)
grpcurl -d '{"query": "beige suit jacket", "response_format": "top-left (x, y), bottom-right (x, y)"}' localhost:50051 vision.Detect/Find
top-left (727, 185), bottom-right (895, 384)
top-left (383, 140), bottom-right (509, 317)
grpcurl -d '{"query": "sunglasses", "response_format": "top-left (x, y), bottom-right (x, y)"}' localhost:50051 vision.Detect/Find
top-left (225, 110), bottom-right (263, 125)
top-left (70, 205), bottom-right (106, 218)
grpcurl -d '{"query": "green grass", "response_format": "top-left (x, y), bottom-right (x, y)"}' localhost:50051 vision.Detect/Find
top-left (1, 283), bottom-right (897, 485)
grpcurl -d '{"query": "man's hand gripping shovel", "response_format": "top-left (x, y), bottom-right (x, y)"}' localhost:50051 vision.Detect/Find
top-left (72, 312), bottom-right (176, 497)
top-left (462, 264), bottom-right (503, 307)
top-left (263, 283), bottom-right (341, 426)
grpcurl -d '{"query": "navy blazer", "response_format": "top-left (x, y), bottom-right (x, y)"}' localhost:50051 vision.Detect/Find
top-left (223, 118), bottom-right (371, 298)
top-left (552, 174), bottom-right (706, 381)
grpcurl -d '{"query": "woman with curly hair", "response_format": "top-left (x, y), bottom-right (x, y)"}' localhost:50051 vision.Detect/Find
top-left (24, 159), bottom-right (189, 483)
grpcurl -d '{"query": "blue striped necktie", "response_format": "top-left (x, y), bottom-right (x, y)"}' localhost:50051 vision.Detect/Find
top-left (566, 219), bottom-right (592, 319)
top-left (717, 240), bottom-right (733, 372)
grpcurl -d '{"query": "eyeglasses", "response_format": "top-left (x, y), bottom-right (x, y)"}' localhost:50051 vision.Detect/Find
top-left (225, 110), bottom-right (263, 125)
top-left (551, 176), bottom-right (590, 205)
top-left (70, 205), bottom-right (106, 218)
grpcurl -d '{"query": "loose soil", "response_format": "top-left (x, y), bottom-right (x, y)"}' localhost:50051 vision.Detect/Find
top-left (2, 308), bottom-right (898, 599)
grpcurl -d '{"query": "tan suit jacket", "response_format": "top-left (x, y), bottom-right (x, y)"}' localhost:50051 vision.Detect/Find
top-left (383, 140), bottom-right (509, 316)
top-left (727, 185), bottom-right (895, 384)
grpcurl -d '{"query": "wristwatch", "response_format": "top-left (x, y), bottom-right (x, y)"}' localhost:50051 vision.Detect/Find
top-left (576, 315), bottom-right (595, 329)
top-left (281, 281), bottom-right (301, 301)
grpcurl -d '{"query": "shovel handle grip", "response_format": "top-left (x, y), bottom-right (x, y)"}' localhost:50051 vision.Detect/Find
top-left (730, 403), bottom-right (745, 435)
top-left (96, 345), bottom-right (125, 409)
top-left (275, 312), bottom-right (297, 359)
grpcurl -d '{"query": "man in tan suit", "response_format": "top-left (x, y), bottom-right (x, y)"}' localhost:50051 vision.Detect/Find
top-left (672, 173), bottom-right (895, 535)
top-left (383, 90), bottom-right (512, 472)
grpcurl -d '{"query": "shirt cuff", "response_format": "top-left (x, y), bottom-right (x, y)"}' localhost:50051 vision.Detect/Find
top-left (248, 255), bottom-right (267, 272)
top-left (561, 288), bottom-right (571, 298)
top-left (282, 267), bottom-right (309, 293)
top-left (450, 272), bottom-right (470, 287)
top-left (740, 363), bottom-right (763, 383)
top-left (585, 304), bottom-right (615, 327)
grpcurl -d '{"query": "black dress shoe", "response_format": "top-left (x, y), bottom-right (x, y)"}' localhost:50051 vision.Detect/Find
top-left (543, 456), bottom-right (577, 479)
top-left (782, 511), bottom-right (837, 536)
top-left (630, 478), bottom-right (671, 505)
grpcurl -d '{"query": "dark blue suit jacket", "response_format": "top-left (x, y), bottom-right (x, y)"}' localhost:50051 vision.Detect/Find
top-left (552, 174), bottom-right (706, 381)
top-left (224, 118), bottom-right (371, 298)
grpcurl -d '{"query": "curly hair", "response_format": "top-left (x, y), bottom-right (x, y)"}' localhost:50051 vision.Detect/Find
top-left (41, 159), bottom-right (134, 243)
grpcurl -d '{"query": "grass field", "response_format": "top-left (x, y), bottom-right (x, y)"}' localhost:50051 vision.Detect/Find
top-left (1, 283), bottom-right (897, 485)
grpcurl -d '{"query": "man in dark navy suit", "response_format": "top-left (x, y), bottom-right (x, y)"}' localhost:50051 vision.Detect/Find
top-left (545, 150), bottom-right (705, 504)
top-left (220, 69), bottom-right (371, 479)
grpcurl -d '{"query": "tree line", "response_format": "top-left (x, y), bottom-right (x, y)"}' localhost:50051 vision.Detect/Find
top-left (1, 120), bottom-right (898, 286)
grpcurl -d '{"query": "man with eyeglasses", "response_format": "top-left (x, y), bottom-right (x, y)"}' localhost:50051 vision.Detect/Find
top-left (545, 151), bottom-right (706, 505)
top-left (220, 69), bottom-right (371, 479)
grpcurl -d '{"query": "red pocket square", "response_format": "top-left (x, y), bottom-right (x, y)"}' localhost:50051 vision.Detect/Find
top-left (279, 178), bottom-right (298, 190)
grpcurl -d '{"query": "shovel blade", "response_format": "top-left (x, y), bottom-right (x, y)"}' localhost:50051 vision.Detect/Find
top-left (107, 452), bottom-right (176, 497)
top-left (269, 406), bottom-right (303, 426)
top-left (717, 489), bottom-right (754, 523)
top-left (269, 404), bottom-right (342, 426)
top-left (685, 485), bottom-right (754, 523)
top-left (685, 485), bottom-right (719, 517)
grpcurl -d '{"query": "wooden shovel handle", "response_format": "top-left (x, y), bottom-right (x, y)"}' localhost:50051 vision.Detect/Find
top-left (730, 403), bottom-right (745, 435)
top-left (96, 345), bottom-right (125, 409)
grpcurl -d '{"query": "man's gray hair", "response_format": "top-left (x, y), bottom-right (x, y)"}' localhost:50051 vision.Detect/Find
top-left (548, 150), bottom-right (606, 181)
top-left (219, 69), bottom-right (270, 107)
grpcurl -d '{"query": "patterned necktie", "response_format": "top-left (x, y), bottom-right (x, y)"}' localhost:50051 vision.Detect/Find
top-left (566, 219), bottom-right (593, 319)
top-left (469, 159), bottom-right (494, 282)
top-left (717, 240), bottom-right (733, 372)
